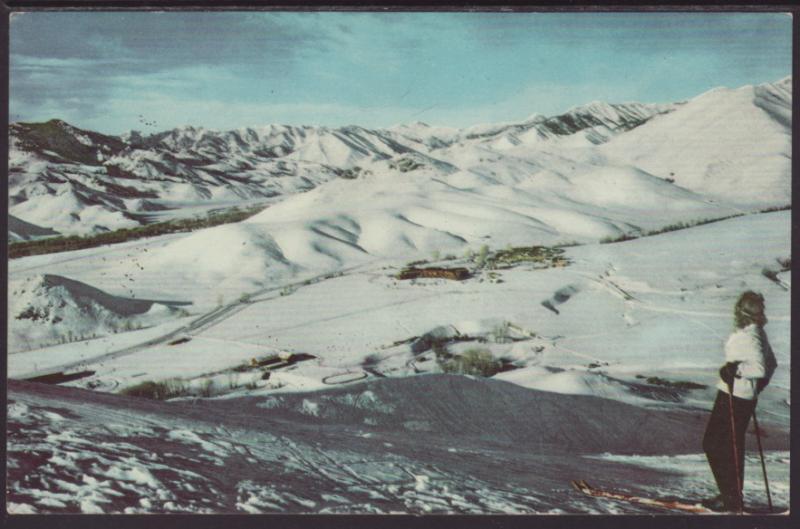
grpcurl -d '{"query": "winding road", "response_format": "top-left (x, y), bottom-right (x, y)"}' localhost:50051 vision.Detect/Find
top-left (14, 263), bottom-right (378, 381)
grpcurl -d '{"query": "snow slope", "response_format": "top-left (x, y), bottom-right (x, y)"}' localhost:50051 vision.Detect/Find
top-left (8, 165), bottom-right (721, 315)
top-left (88, 155), bottom-right (725, 309)
top-left (7, 376), bottom-right (789, 514)
top-left (601, 77), bottom-right (791, 205)
top-left (9, 211), bottom-right (790, 424)
top-left (8, 215), bottom-right (60, 242)
top-left (9, 78), bottom-right (789, 238)
top-left (8, 274), bottom-right (189, 352)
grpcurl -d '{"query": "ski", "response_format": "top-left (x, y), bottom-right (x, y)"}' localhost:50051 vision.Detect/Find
top-left (571, 479), bottom-right (713, 514)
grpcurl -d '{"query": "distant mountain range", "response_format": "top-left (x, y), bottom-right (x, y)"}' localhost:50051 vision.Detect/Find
top-left (8, 77), bottom-right (791, 240)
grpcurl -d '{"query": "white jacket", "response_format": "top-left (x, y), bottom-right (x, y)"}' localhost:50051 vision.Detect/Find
top-left (717, 324), bottom-right (777, 400)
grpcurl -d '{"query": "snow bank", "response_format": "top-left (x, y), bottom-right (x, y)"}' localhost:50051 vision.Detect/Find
top-left (8, 274), bottom-right (186, 353)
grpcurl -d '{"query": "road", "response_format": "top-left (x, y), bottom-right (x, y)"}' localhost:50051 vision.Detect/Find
top-left (14, 263), bottom-right (378, 381)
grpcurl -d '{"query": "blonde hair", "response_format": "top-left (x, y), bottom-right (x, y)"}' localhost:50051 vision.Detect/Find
top-left (734, 291), bottom-right (766, 328)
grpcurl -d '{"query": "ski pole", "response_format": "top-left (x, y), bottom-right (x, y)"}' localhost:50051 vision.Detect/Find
top-left (751, 404), bottom-right (773, 513)
top-left (727, 383), bottom-right (744, 513)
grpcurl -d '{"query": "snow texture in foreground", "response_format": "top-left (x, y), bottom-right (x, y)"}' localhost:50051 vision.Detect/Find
top-left (7, 376), bottom-right (789, 514)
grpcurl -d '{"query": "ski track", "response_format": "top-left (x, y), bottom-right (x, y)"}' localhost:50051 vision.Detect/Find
top-left (8, 377), bottom-right (790, 515)
top-left (8, 393), bottom-right (558, 514)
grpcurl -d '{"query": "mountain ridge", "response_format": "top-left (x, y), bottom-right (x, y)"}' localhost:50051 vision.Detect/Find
top-left (8, 77), bottom-right (791, 237)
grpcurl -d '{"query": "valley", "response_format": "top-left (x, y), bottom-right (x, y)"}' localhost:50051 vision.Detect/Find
top-left (6, 77), bottom-right (792, 514)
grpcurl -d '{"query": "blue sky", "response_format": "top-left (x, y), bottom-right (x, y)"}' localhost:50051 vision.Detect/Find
top-left (9, 11), bottom-right (793, 134)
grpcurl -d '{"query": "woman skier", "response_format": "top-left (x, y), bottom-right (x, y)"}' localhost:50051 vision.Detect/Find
top-left (702, 291), bottom-right (777, 512)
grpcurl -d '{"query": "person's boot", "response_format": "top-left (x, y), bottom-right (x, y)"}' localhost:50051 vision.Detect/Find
top-left (722, 493), bottom-right (744, 514)
top-left (701, 495), bottom-right (728, 512)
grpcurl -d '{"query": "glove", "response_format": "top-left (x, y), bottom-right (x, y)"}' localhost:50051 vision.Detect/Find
top-left (719, 361), bottom-right (741, 388)
top-left (755, 377), bottom-right (770, 394)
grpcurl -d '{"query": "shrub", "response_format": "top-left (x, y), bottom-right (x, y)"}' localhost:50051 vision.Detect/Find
top-left (361, 353), bottom-right (382, 367)
top-left (389, 157), bottom-right (423, 172)
top-left (490, 322), bottom-right (511, 343)
top-left (636, 375), bottom-right (707, 391)
top-left (643, 213), bottom-right (745, 238)
top-left (120, 378), bottom-right (191, 400)
top-left (337, 166), bottom-right (361, 179)
top-left (9, 203), bottom-right (268, 259)
top-left (488, 245), bottom-right (568, 267)
top-left (431, 338), bottom-right (450, 359)
top-left (759, 204), bottom-right (791, 213)
top-left (650, 221), bottom-right (689, 234)
top-left (554, 241), bottom-right (581, 248)
top-left (600, 233), bottom-right (638, 244)
top-left (438, 348), bottom-right (502, 377)
top-left (198, 379), bottom-right (215, 398)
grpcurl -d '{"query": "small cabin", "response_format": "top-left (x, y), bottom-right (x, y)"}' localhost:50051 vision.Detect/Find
top-left (397, 267), bottom-right (471, 281)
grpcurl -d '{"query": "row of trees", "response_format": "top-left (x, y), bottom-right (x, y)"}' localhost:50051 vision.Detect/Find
top-left (10, 205), bottom-right (268, 258)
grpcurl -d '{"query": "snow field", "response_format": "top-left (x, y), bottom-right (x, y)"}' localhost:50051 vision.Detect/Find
top-left (9, 211), bottom-right (789, 434)
top-left (6, 69), bottom-right (793, 517)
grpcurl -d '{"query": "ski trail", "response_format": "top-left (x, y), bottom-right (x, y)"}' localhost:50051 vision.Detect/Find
top-left (233, 290), bottom-right (454, 340)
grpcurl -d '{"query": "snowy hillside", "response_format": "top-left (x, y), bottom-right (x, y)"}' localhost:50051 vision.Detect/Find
top-left (9, 78), bottom-right (790, 238)
top-left (7, 376), bottom-right (789, 514)
top-left (601, 77), bottom-right (792, 204)
top-left (6, 76), bottom-right (792, 514)
top-left (8, 274), bottom-right (189, 352)
top-left (8, 215), bottom-right (60, 242)
top-left (9, 210), bottom-right (790, 407)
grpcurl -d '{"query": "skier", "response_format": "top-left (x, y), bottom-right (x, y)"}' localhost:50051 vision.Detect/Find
top-left (702, 291), bottom-right (777, 512)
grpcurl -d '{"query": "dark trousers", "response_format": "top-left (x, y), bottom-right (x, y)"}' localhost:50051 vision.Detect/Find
top-left (702, 390), bottom-right (756, 510)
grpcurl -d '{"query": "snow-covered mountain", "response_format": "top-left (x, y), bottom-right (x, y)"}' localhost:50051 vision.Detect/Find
top-left (9, 120), bottom-right (400, 236)
top-left (456, 101), bottom-right (676, 147)
top-left (7, 77), bottom-right (792, 515)
top-left (602, 76), bottom-right (792, 204)
top-left (14, 79), bottom-right (789, 238)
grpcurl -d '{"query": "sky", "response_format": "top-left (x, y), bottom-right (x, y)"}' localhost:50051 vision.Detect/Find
top-left (9, 11), bottom-right (793, 135)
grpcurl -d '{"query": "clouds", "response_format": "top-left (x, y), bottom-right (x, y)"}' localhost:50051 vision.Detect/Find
top-left (10, 12), bottom-right (329, 125)
top-left (11, 12), bottom-right (329, 66)
top-left (10, 11), bottom-right (793, 134)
